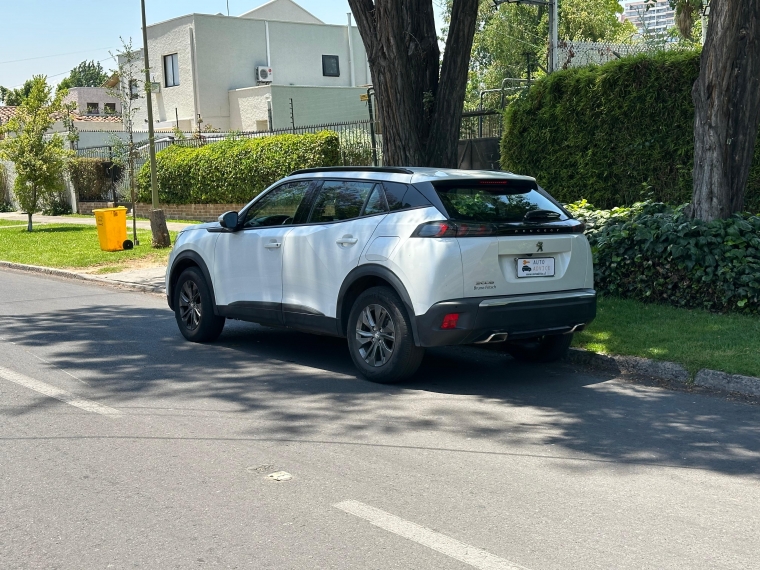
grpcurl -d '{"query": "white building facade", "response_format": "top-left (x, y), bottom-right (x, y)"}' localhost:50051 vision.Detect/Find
top-left (127, 0), bottom-right (371, 133)
top-left (62, 87), bottom-right (122, 117)
top-left (621, 1), bottom-right (675, 37)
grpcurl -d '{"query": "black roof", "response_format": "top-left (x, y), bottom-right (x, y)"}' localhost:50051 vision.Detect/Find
top-left (289, 166), bottom-right (414, 176)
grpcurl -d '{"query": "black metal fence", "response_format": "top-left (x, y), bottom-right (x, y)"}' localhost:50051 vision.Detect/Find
top-left (459, 110), bottom-right (503, 140)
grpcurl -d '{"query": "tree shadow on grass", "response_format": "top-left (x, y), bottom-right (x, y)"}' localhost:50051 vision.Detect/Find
top-left (0, 302), bottom-right (758, 477)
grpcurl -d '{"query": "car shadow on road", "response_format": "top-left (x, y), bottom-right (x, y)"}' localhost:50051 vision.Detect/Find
top-left (1, 304), bottom-right (759, 477)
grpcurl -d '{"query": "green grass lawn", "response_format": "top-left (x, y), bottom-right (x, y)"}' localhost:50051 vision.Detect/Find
top-left (0, 224), bottom-right (176, 270)
top-left (0, 219), bottom-right (27, 227)
top-left (574, 297), bottom-right (760, 377)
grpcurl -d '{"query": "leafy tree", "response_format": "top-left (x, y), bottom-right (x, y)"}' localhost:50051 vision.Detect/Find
top-left (348, 0), bottom-right (481, 167)
top-left (0, 79), bottom-right (36, 106)
top-left (445, 0), bottom-right (636, 107)
top-left (560, 0), bottom-right (635, 42)
top-left (0, 76), bottom-right (70, 231)
top-left (57, 60), bottom-right (110, 92)
top-left (106, 38), bottom-right (143, 244)
top-left (670, 0), bottom-right (760, 220)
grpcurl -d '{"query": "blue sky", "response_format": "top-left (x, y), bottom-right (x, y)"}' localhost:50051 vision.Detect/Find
top-left (0, 0), bottom-right (446, 90)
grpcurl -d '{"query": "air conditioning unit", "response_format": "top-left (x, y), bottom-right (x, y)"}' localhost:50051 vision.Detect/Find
top-left (257, 66), bottom-right (273, 83)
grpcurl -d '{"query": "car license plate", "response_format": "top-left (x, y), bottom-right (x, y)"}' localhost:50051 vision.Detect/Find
top-left (517, 257), bottom-right (555, 277)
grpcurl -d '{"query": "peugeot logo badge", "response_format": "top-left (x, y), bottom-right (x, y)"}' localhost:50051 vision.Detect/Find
top-left (536, 241), bottom-right (544, 252)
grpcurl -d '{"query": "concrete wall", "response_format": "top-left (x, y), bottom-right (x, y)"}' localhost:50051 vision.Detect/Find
top-left (1, 159), bottom-right (77, 213)
top-left (1, 160), bottom-right (17, 208)
top-left (74, 130), bottom-right (152, 149)
top-left (131, 12), bottom-right (370, 133)
top-left (229, 85), bottom-right (369, 131)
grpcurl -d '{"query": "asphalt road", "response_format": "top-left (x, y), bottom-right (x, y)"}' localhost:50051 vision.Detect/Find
top-left (1, 269), bottom-right (758, 570)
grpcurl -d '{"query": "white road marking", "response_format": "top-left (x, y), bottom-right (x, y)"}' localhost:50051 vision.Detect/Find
top-left (0, 366), bottom-right (122, 417)
top-left (334, 500), bottom-right (530, 570)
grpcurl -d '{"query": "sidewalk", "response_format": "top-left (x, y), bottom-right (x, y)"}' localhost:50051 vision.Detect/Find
top-left (0, 212), bottom-right (193, 233)
top-left (77, 265), bottom-right (167, 291)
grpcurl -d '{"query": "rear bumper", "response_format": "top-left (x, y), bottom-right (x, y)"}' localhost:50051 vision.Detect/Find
top-left (414, 289), bottom-right (597, 348)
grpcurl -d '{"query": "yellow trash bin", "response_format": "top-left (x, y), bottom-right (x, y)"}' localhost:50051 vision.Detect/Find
top-left (93, 207), bottom-right (132, 252)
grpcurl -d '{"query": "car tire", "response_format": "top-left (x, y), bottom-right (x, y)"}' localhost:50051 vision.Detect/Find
top-left (347, 286), bottom-right (424, 383)
top-left (503, 333), bottom-right (573, 363)
top-left (173, 267), bottom-right (226, 343)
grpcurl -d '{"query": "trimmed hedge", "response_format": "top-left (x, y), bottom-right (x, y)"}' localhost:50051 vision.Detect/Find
top-left (138, 131), bottom-right (341, 205)
top-left (568, 200), bottom-right (760, 314)
top-left (502, 51), bottom-right (760, 213)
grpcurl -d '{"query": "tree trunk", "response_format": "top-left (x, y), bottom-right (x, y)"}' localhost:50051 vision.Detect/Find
top-left (149, 209), bottom-right (171, 248)
top-left (348, 0), bottom-right (479, 167)
top-left (691, 0), bottom-right (760, 221)
top-left (27, 212), bottom-right (32, 232)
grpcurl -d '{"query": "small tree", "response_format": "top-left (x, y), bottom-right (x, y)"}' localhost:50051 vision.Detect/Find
top-left (0, 76), bottom-right (70, 231)
top-left (107, 38), bottom-right (142, 245)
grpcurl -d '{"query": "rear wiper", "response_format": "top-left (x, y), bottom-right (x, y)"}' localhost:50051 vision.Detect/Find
top-left (524, 209), bottom-right (561, 222)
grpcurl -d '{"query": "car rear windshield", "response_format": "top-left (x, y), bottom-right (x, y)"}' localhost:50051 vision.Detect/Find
top-left (433, 180), bottom-right (568, 223)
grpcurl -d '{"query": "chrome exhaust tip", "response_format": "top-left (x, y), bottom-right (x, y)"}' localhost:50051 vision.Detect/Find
top-left (475, 332), bottom-right (509, 344)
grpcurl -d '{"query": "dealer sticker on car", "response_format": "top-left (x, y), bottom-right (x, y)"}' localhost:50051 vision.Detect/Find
top-left (517, 257), bottom-right (555, 277)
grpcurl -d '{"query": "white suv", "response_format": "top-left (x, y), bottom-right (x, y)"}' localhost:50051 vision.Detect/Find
top-left (166, 167), bottom-right (596, 383)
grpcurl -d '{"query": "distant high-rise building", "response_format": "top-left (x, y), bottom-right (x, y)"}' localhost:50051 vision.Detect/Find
top-left (621, 1), bottom-right (675, 37)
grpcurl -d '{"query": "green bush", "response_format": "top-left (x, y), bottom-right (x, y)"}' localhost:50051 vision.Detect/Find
top-left (138, 131), bottom-right (341, 205)
top-left (502, 51), bottom-right (760, 213)
top-left (68, 157), bottom-right (111, 201)
top-left (568, 200), bottom-right (760, 314)
top-left (41, 177), bottom-right (72, 216)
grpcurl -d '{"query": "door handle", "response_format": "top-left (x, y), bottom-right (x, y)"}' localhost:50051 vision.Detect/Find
top-left (264, 241), bottom-right (282, 249)
top-left (336, 236), bottom-right (359, 245)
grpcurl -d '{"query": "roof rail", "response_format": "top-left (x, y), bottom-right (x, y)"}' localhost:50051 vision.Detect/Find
top-left (289, 166), bottom-right (415, 176)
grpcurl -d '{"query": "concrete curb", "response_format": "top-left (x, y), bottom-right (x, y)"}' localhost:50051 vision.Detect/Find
top-left (0, 261), bottom-right (165, 296)
top-left (566, 347), bottom-right (760, 399)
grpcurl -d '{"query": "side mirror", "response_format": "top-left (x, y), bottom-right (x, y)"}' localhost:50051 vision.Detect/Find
top-left (218, 211), bottom-right (239, 230)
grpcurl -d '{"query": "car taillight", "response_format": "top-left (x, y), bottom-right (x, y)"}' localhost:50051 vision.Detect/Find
top-left (413, 220), bottom-right (586, 237)
top-left (441, 313), bottom-right (460, 330)
top-left (413, 222), bottom-right (457, 238)
top-left (455, 223), bottom-right (495, 237)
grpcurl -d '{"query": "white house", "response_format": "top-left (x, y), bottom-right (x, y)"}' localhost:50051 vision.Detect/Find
top-left (62, 87), bottom-right (122, 117)
top-left (126, 0), bottom-right (371, 132)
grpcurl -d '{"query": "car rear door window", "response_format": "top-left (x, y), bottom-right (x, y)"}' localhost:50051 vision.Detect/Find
top-left (309, 180), bottom-right (376, 222)
top-left (243, 180), bottom-right (312, 228)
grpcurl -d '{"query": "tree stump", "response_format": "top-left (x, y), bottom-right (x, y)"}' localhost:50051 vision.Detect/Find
top-left (149, 209), bottom-right (172, 248)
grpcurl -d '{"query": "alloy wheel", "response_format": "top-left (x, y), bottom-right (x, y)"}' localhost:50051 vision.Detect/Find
top-left (179, 280), bottom-right (202, 331)
top-left (355, 304), bottom-right (396, 367)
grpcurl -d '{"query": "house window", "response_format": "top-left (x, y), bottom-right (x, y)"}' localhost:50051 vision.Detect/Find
top-left (164, 53), bottom-right (180, 87)
top-left (86, 103), bottom-right (99, 115)
top-left (104, 103), bottom-right (116, 115)
top-left (322, 55), bottom-right (340, 77)
top-left (129, 79), bottom-right (140, 100)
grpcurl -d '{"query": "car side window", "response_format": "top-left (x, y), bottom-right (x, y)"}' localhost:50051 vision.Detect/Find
top-left (243, 181), bottom-right (312, 228)
top-left (309, 180), bottom-right (375, 223)
top-left (362, 185), bottom-right (388, 216)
